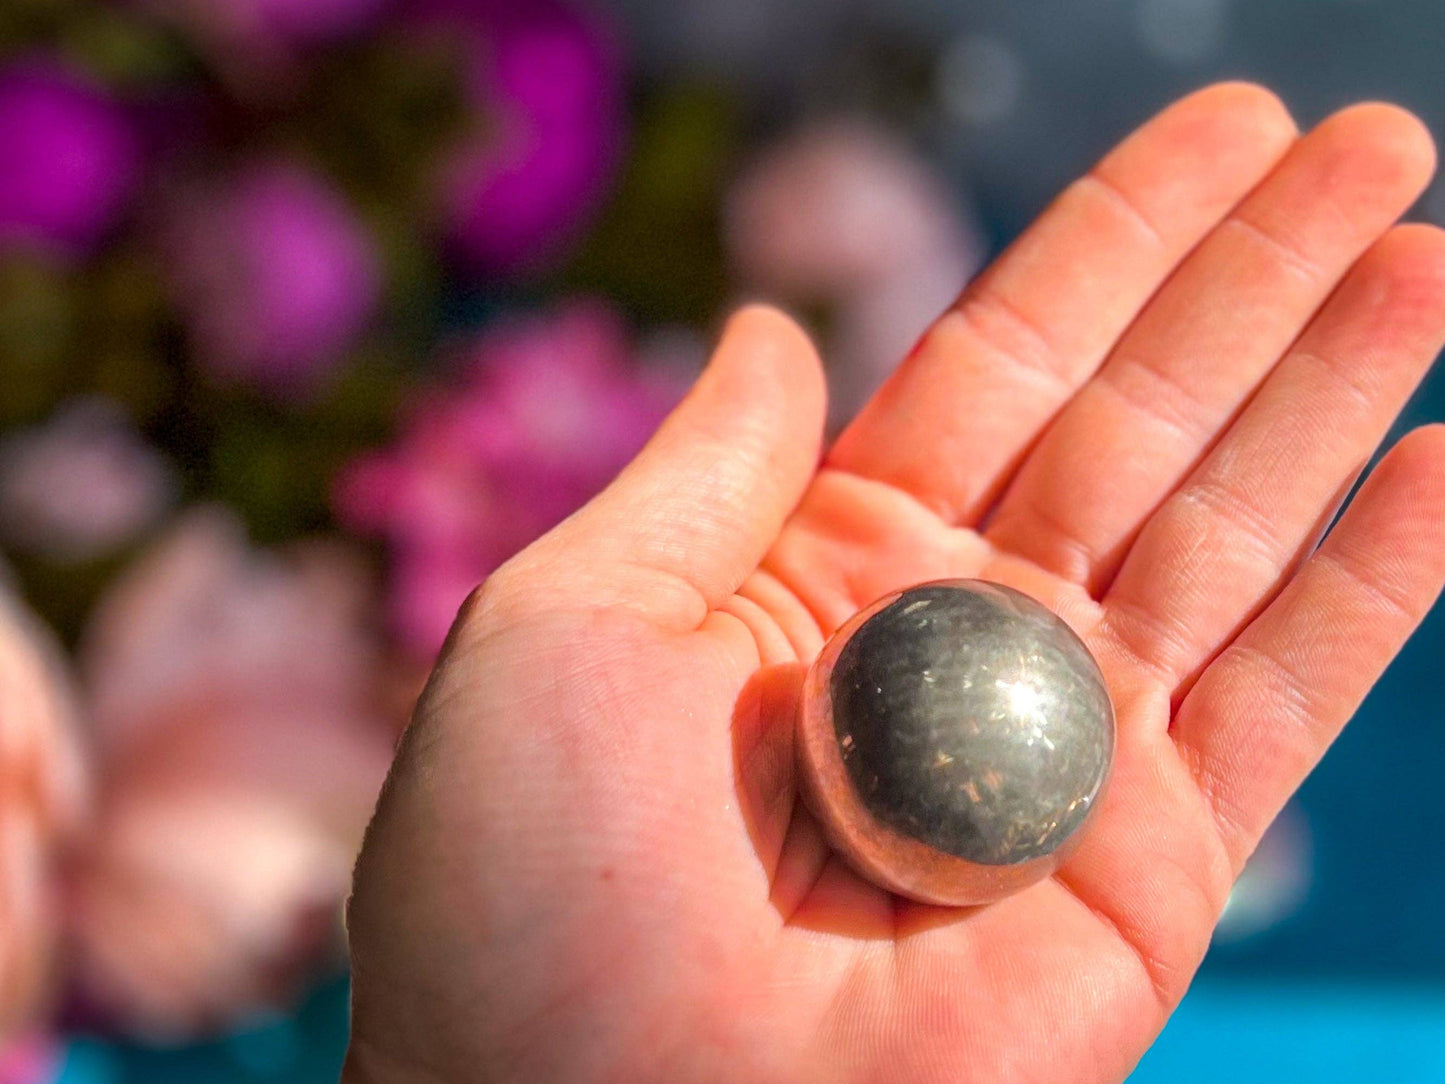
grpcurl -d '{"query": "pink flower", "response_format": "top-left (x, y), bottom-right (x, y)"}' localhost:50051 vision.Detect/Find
top-left (334, 302), bottom-right (683, 658)
top-left (0, 400), bottom-right (177, 562)
top-left (410, 0), bottom-right (627, 276)
top-left (726, 120), bottom-right (984, 422)
top-left (727, 120), bottom-right (971, 298)
top-left (164, 163), bottom-right (382, 399)
top-left (65, 510), bottom-right (396, 1039)
top-left (0, 576), bottom-right (85, 1043)
top-left (0, 59), bottom-right (141, 258)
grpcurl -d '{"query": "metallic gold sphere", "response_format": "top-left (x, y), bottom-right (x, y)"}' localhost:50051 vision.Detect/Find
top-left (797, 580), bottom-right (1115, 907)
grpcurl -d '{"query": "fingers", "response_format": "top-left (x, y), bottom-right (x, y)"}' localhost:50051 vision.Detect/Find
top-left (1102, 224), bottom-right (1445, 689)
top-left (1171, 426), bottom-right (1445, 872)
top-left (827, 83), bottom-right (1297, 524)
top-left (988, 103), bottom-right (1437, 589)
top-left (527, 305), bottom-right (827, 629)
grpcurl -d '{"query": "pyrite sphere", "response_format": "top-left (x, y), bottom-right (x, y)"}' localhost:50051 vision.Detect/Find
top-left (798, 580), bottom-right (1114, 906)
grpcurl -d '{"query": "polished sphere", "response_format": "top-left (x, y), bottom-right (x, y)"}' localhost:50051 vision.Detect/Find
top-left (798, 580), bottom-right (1114, 906)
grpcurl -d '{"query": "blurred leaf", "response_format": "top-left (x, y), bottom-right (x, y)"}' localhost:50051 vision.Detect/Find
top-left (0, 0), bottom-right (192, 88)
top-left (292, 38), bottom-right (476, 210)
top-left (191, 347), bottom-right (408, 544)
top-left (87, 344), bottom-right (177, 420)
top-left (77, 248), bottom-right (179, 421)
top-left (88, 247), bottom-right (168, 325)
top-left (0, 257), bottom-right (77, 425)
top-left (562, 84), bottom-right (737, 327)
top-left (60, 6), bottom-right (191, 86)
top-left (361, 194), bottom-right (447, 350)
top-left (6, 546), bottom-right (130, 647)
top-left (207, 414), bottom-right (335, 543)
top-left (0, 0), bottom-right (80, 48)
top-left (317, 346), bottom-right (410, 443)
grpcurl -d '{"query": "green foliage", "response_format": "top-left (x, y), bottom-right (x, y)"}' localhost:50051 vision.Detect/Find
top-left (0, 0), bottom-right (191, 85)
top-left (0, 257), bottom-right (75, 425)
top-left (564, 85), bottom-right (738, 327)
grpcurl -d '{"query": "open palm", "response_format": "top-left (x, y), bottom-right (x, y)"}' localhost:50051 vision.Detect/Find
top-left (344, 85), bottom-right (1445, 1084)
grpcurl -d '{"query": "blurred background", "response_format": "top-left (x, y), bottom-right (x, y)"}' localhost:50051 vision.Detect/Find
top-left (0, 1), bottom-right (1442, 1081)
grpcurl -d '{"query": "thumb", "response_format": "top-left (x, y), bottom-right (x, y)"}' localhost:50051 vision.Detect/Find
top-left (527, 304), bottom-right (827, 628)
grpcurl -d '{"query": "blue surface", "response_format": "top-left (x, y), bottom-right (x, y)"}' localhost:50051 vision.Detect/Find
top-left (56, 975), bottom-right (1445, 1082)
top-left (56, 980), bottom-right (350, 1084)
top-left (1200, 363), bottom-right (1445, 983)
top-left (1133, 981), bottom-right (1445, 1082)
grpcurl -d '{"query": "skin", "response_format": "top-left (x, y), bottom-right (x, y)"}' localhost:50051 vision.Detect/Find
top-left (343, 84), bottom-right (1445, 1083)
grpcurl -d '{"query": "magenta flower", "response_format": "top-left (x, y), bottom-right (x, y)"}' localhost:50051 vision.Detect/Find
top-left (334, 303), bottom-right (683, 657)
top-left (0, 60), bottom-right (141, 257)
top-left (410, 0), bottom-right (627, 276)
top-left (164, 162), bottom-right (382, 398)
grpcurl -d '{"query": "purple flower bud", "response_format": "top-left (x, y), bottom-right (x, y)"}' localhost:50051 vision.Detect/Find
top-left (413, 0), bottom-right (627, 276)
top-left (0, 60), bottom-right (141, 257)
top-left (165, 163), bottom-right (382, 398)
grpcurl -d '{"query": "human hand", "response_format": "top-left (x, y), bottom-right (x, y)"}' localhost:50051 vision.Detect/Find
top-left (344, 84), bottom-right (1445, 1083)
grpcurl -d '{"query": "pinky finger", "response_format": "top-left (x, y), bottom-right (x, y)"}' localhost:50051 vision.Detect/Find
top-left (1172, 424), bottom-right (1445, 873)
